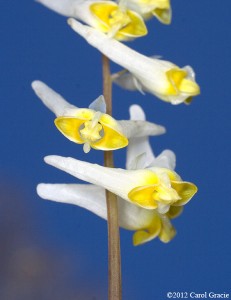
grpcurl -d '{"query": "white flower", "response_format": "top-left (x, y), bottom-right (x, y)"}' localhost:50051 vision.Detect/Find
top-left (37, 0), bottom-right (147, 41)
top-left (32, 80), bottom-right (165, 152)
top-left (68, 19), bottom-right (200, 104)
top-left (38, 105), bottom-right (181, 245)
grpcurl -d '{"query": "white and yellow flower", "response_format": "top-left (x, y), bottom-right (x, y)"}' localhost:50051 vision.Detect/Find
top-left (37, 0), bottom-right (147, 41)
top-left (32, 81), bottom-right (165, 153)
top-left (37, 105), bottom-right (196, 245)
top-left (125, 0), bottom-right (172, 24)
top-left (37, 183), bottom-right (180, 245)
top-left (68, 20), bottom-right (200, 104)
top-left (39, 101), bottom-right (197, 212)
top-left (43, 154), bottom-right (197, 212)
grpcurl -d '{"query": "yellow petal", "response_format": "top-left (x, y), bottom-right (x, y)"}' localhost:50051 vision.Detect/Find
top-left (171, 181), bottom-right (198, 206)
top-left (153, 7), bottom-right (171, 24)
top-left (92, 125), bottom-right (128, 150)
top-left (166, 68), bottom-right (200, 97)
top-left (166, 206), bottom-right (183, 219)
top-left (133, 214), bottom-right (162, 246)
top-left (184, 96), bottom-right (193, 105)
top-left (117, 10), bottom-right (147, 39)
top-left (158, 215), bottom-right (176, 243)
top-left (90, 2), bottom-right (147, 41)
top-left (90, 2), bottom-right (117, 32)
top-left (166, 68), bottom-right (187, 95)
top-left (92, 113), bottom-right (128, 150)
top-left (159, 224), bottom-right (176, 243)
top-left (55, 109), bottom-right (94, 144)
top-left (55, 117), bottom-right (85, 144)
top-left (179, 78), bottom-right (200, 95)
top-left (128, 185), bottom-right (159, 209)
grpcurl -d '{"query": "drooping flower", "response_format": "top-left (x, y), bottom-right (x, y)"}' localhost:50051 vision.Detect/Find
top-left (68, 19), bottom-right (200, 104)
top-left (37, 182), bottom-right (180, 245)
top-left (125, 0), bottom-right (172, 24)
top-left (43, 154), bottom-right (197, 212)
top-left (37, 0), bottom-right (147, 41)
top-left (32, 81), bottom-right (165, 153)
top-left (37, 105), bottom-right (188, 245)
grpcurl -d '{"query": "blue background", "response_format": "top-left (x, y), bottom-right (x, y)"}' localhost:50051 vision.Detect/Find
top-left (0, 1), bottom-right (230, 299)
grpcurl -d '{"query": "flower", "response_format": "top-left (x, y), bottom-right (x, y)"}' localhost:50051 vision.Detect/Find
top-left (37, 183), bottom-right (180, 245)
top-left (88, 1), bottom-right (148, 40)
top-left (68, 19), bottom-right (200, 104)
top-left (32, 81), bottom-right (165, 152)
top-left (43, 154), bottom-right (197, 212)
top-left (37, 0), bottom-right (147, 41)
top-left (37, 105), bottom-right (188, 245)
top-left (125, 0), bottom-right (172, 24)
top-left (39, 101), bottom-right (197, 212)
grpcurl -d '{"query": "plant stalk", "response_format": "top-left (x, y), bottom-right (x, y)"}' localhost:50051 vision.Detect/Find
top-left (102, 54), bottom-right (122, 300)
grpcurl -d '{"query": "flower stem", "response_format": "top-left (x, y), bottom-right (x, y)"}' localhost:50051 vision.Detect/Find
top-left (102, 54), bottom-right (122, 300)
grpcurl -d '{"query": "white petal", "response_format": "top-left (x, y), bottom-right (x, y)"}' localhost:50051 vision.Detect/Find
top-left (32, 81), bottom-right (76, 116)
top-left (67, 19), bottom-right (151, 76)
top-left (150, 150), bottom-right (176, 170)
top-left (67, 19), bottom-right (165, 88)
top-left (36, 0), bottom-right (78, 17)
top-left (126, 137), bottom-right (155, 169)
top-left (119, 120), bottom-right (165, 139)
top-left (183, 65), bottom-right (195, 80)
top-left (129, 104), bottom-right (145, 121)
top-left (88, 95), bottom-right (106, 113)
top-left (37, 183), bottom-right (107, 219)
top-left (126, 105), bottom-right (157, 169)
top-left (68, 19), bottom-right (197, 104)
top-left (112, 71), bottom-right (145, 94)
top-left (37, 183), bottom-right (154, 230)
top-left (37, 0), bottom-right (100, 27)
top-left (44, 155), bottom-right (155, 204)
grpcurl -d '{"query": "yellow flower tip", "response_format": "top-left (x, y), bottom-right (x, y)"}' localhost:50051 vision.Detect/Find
top-left (172, 181), bottom-right (198, 206)
top-left (128, 185), bottom-right (159, 209)
top-left (159, 225), bottom-right (176, 243)
top-left (153, 7), bottom-right (171, 24)
top-left (90, 2), bottom-right (147, 41)
top-left (133, 214), bottom-right (162, 246)
top-left (166, 206), bottom-right (183, 219)
top-left (180, 78), bottom-right (200, 95)
top-left (166, 68), bottom-right (200, 97)
top-left (55, 109), bottom-right (128, 152)
top-left (128, 169), bottom-right (198, 209)
top-left (157, 213), bottom-right (176, 243)
top-left (184, 96), bottom-right (193, 105)
top-left (133, 230), bottom-right (151, 246)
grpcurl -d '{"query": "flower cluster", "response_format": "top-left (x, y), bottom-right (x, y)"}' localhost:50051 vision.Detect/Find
top-left (34, 0), bottom-right (199, 245)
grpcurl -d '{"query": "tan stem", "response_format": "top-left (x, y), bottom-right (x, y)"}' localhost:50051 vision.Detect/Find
top-left (102, 54), bottom-right (122, 300)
